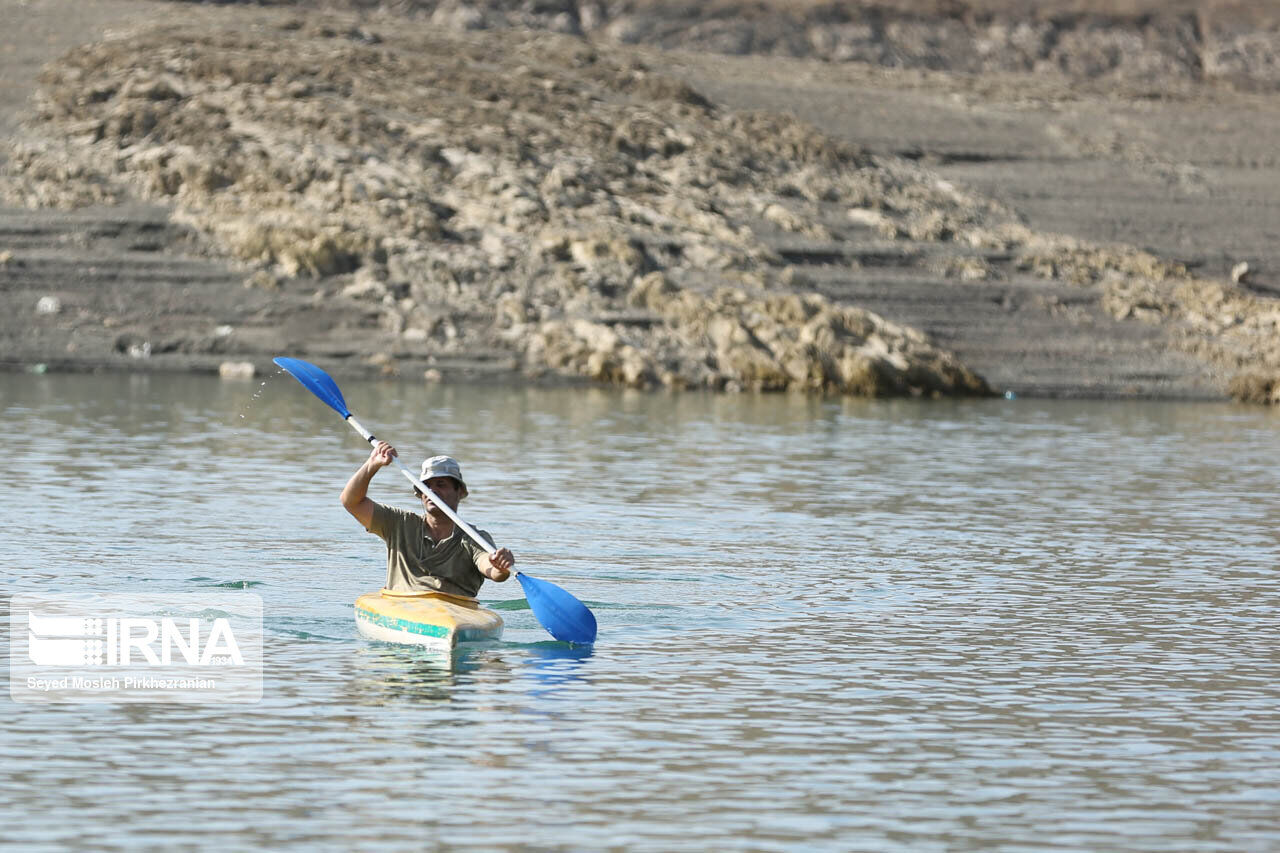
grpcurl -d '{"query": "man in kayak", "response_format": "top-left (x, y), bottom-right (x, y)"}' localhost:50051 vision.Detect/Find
top-left (341, 441), bottom-right (515, 596)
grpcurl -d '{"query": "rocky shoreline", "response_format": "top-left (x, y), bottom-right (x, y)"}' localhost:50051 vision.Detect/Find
top-left (3, 0), bottom-right (1280, 402)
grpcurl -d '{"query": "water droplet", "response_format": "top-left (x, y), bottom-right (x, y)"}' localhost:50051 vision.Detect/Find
top-left (235, 371), bottom-right (277, 423)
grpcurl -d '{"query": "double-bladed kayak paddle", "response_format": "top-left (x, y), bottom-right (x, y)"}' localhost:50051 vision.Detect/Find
top-left (273, 356), bottom-right (597, 645)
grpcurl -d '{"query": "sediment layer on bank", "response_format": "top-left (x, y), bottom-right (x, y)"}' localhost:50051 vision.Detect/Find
top-left (3, 3), bottom-right (1280, 401)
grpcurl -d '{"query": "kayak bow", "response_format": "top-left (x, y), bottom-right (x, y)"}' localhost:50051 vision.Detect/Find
top-left (354, 589), bottom-right (504, 648)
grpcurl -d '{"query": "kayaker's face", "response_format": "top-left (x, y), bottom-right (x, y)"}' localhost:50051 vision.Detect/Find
top-left (420, 477), bottom-right (462, 516)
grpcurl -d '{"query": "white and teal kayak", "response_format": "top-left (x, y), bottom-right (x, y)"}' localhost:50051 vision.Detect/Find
top-left (354, 589), bottom-right (504, 648)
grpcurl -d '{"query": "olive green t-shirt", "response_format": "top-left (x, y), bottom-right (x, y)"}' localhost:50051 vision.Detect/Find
top-left (368, 503), bottom-right (493, 597)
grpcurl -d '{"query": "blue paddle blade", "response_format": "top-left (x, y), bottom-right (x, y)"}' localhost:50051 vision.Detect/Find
top-left (516, 573), bottom-right (597, 645)
top-left (274, 357), bottom-right (351, 418)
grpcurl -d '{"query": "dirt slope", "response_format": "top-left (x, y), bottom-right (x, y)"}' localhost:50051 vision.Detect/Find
top-left (2, 0), bottom-right (1278, 401)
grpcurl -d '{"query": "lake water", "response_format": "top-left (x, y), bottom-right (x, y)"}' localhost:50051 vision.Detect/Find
top-left (3, 371), bottom-right (1278, 851)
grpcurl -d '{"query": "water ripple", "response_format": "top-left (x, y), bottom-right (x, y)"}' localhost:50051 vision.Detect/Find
top-left (2, 376), bottom-right (1278, 850)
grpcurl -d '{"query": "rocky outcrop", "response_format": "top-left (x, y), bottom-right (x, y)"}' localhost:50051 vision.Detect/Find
top-left (1002, 227), bottom-right (1280, 390)
top-left (523, 277), bottom-right (988, 394)
top-left (2, 12), bottom-right (995, 396)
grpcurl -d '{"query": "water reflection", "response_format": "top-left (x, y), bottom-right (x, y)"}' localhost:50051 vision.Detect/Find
top-left (340, 640), bottom-right (594, 707)
top-left (342, 644), bottom-right (484, 704)
top-left (518, 641), bottom-right (595, 699)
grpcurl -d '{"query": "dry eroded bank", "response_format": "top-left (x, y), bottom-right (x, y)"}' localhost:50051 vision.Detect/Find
top-left (3, 3), bottom-right (1280, 401)
top-left (3, 9), bottom-right (1001, 397)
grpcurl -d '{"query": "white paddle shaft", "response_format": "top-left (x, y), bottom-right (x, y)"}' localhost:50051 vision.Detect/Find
top-left (345, 415), bottom-right (497, 555)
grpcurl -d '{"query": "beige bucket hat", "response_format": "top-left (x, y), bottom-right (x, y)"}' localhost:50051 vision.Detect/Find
top-left (418, 455), bottom-right (468, 497)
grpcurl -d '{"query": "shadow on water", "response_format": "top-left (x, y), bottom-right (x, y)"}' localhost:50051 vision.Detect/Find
top-left (487, 598), bottom-right (531, 612)
top-left (519, 640), bottom-right (595, 661)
